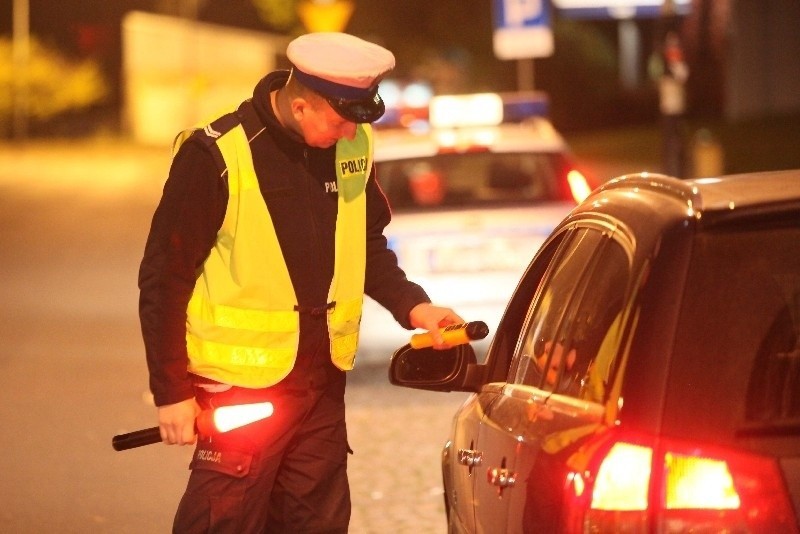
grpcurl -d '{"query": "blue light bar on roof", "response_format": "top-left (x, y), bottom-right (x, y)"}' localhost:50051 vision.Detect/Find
top-left (501, 91), bottom-right (549, 122)
top-left (374, 87), bottom-right (550, 129)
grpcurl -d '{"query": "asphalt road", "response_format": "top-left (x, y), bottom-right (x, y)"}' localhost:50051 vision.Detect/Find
top-left (0, 140), bottom-right (469, 533)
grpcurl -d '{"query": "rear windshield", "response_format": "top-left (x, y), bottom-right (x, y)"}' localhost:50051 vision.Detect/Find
top-left (668, 217), bottom-right (800, 433)
top-left (377, 151), bottom-right (570, 212)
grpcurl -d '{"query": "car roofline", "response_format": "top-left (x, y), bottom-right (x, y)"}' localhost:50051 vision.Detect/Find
top-left (591, 170), bottom-right (800, 218)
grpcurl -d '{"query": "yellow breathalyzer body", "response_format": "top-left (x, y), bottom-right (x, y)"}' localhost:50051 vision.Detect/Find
top-left (409, 321), bottom-right (489, 349)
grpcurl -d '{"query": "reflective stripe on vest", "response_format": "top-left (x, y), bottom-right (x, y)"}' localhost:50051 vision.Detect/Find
top-left (328, 125), bottom-right (373, 369)
top-left (185, 121), bottom-right (371, 387)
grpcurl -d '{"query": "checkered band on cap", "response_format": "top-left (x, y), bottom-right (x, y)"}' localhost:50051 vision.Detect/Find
top-left (286, 32), bottom-right (395, 123)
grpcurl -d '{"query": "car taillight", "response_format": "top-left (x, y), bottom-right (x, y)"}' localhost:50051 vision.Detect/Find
top-left (567, 170), bottom-right (591, 203)
top-left (591, 442), bottom-right (652, 511)
top-left (563, 431), bottom-right (798, 533)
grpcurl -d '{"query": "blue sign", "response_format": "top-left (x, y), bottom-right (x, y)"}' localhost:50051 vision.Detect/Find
top-left (492, 0), bottom-right (554, 59)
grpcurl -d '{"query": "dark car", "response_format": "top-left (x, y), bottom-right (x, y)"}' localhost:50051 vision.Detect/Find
top-left (389, 171), bottom-right (800, 533)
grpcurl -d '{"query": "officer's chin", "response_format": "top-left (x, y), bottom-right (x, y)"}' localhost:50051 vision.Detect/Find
top-left (306, 137), bottom-right (338, 149)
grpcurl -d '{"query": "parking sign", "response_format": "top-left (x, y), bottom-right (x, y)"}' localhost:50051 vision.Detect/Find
top-left (492, 0), bottom-right (554, 59)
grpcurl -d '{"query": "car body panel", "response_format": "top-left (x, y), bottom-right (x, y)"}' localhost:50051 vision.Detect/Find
top-left (444, 392), bottom-right (487, 534)
top-left (472, 392), bottom-right (515, 534)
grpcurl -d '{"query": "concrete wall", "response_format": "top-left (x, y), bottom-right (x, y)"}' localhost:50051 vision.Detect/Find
top-left (122, 11), bottom-right (289, 145)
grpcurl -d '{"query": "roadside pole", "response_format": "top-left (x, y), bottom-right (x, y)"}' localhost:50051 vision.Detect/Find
top-left (12, 0), bottom-right (30, 140)
top-left (516, 59), bottom-right (535, 92)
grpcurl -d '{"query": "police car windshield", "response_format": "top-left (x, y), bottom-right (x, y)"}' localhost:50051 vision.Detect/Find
top-left (378, 151), bottom-right (571, 212)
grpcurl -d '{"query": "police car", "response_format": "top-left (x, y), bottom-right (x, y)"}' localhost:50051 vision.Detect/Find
top-left (358, 88), bottom-right (594, 360)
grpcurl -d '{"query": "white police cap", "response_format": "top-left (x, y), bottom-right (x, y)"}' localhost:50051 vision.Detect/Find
top-left (287, 32), bottom-right (395, 123)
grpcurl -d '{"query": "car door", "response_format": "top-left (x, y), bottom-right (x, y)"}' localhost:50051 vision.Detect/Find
top-left (446, 388), bottom-right (493, 533)
top-left (444, 228), bottom-right (570, 534)
top-left (444, 229), bottom-right (569, 533)
top-left (472, 222), bottom-right (633, 533)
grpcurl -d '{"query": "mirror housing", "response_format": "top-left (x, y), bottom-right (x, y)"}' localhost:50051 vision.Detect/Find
top-left (388, 343), bottom-right (486, 392)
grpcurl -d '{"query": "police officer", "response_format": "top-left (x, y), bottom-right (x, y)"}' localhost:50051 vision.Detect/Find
top-left (138, 32), bottom-right (464, 533)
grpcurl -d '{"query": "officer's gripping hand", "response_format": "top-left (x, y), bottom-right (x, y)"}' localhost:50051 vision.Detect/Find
top-left (158, 397), bottom-right (201, 446)
top-left (409, 302), bottom-right (465, 349)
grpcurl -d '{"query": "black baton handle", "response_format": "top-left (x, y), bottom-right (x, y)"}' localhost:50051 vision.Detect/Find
top-left (112, 426), bottom-right (162, 451)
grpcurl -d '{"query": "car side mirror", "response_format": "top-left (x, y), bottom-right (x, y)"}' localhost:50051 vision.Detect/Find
top-left (388, 343), bottom-right (484, 392)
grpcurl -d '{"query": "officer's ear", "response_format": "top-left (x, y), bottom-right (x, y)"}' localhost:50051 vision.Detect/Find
top-left (292, 96), bottom-right (322, 123)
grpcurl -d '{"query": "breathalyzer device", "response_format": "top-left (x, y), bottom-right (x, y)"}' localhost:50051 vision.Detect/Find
top-left (409, 320), bottom-right (489, 349)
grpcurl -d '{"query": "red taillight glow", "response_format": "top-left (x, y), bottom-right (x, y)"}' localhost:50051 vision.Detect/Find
top-left (591, 443), bottom-right (651, 511)
top-left (567, 170), bottom-right (592, 203)
top-left (664, 452), bottom-right (739, 509)
top-left (564, 431), bottom-right (799, 533)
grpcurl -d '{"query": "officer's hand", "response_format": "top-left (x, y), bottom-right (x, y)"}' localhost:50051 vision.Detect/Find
top-left (158, 398), bottom-right (201, 446)
top-left (409, 302), bottom-right (465, 349)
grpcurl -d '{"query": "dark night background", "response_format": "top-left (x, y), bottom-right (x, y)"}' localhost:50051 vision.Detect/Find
top-left (3, 0), bottom-right (730, 135)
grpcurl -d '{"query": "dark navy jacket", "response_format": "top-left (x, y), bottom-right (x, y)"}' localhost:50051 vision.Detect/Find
top-left (139, 71), bottom-right (429, 406)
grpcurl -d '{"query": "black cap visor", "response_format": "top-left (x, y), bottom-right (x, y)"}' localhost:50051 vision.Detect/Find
top-left (292, 68), bottom-right (387, 123)
top-left (326, 92), bottom-right (386, 124)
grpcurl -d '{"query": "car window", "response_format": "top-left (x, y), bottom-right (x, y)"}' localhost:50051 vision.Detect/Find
top-left (378, 151), bottom-right (567, 211)
top-left (481, 231), bottom-right (567, 381)
top-left (670, 220), bottom-right (800, 425)
top-left (510, 226), bottom-right (630, 400)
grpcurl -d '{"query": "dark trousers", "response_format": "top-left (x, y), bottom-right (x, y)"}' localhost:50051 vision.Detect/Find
top-left (172, 376), bottom-right (350, 533)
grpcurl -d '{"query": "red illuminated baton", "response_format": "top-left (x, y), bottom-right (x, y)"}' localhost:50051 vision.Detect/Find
top-left (112, 401), bottom-right (274, 451)
top-left (409, 321), bottom-right (489, 349)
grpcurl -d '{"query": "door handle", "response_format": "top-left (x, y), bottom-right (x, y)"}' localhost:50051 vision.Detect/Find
top-left (457, 448), bottom-right (483, 468)
top-left (487, 467), bottom-right (516, 489)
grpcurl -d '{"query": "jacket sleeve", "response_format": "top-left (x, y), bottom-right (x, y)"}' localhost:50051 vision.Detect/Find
top-left (138, 140), bottom-right (227, 406)
top-left (364, 165), bottom-right (430, 329)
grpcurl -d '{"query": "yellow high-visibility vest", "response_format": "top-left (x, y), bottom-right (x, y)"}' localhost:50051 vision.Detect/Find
top-left (184, 120), bottom-right (372, 387)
